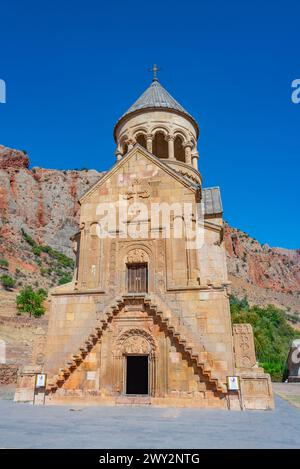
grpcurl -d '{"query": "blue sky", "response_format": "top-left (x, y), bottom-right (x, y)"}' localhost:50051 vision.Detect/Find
top-left (0, 0), bottom-right (299, 248)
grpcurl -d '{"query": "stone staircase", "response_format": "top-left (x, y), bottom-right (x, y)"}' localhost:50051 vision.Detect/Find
top-left (145, 293), bottom-right (227, 394)
top-left (46, 294), bottom-right (227, 395)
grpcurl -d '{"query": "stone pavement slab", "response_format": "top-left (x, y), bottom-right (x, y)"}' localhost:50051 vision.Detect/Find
top-left (273, 383), bottom-right (300, 409)
top-left (0, 396), bottom-right (299, 449)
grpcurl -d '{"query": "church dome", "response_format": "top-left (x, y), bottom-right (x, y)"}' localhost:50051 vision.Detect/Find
top-left (114, 79), bottom-right (198, 134)
top-left (113, 73), bottom-right (200, 178)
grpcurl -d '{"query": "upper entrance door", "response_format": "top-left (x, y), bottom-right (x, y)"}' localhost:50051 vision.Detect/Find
top-left (127, 263), bottom-right (148, 293)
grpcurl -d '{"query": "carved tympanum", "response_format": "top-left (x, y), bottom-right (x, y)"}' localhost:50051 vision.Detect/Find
top-left (126, 248), bottom-right (149, 264)
top-left (123, 336), bottom-right (150, 354)
top-left (115, 328), bottom-right (156, 357)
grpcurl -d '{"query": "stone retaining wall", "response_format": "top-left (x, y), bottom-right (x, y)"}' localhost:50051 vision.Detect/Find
top-left (0, 364), bottom-right (18, 384)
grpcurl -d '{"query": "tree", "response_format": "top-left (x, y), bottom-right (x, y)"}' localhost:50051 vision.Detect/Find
top-left (16, 286), bottom-right (46, 317)
top-left (0, 275), bottom-right (16, 290)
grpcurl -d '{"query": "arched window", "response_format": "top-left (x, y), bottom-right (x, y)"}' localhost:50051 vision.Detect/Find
top-left (122, 142), bottom-right (128, 155)
top-left (174, 135), bottom-right (185, 162)
top-left (136, 133), bottom-right (147, 150)
top-left (152, 131), bottom-right (168, 159)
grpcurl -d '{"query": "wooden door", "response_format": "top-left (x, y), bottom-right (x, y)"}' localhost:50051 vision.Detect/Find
top-left (127, 263), bottom-right (148, 293)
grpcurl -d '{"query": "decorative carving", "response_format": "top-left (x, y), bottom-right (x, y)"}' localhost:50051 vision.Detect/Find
top-left (32, 327), bottom-right (46, 369)
top-left (35, 353), bottom-right (45, 366)
top-left (175, 168), bottom-right (199, 183)
top-left (123, 336), bottom-right (150, 354)
top-left (126, 248), bottom-right (149, 264)
top-left (233, 324), bottom-right (256, 369)
top-left (166, 135), bottom-right (175, 141)
top-left (114, 328), bottom-right (156, 357)
top-left (122, 178), bottom-right (151, 200)
top-left (108, 241), bottom-right (117, 293)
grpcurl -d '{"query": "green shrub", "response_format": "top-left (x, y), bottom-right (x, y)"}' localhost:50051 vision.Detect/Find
top-left (58, 274), bottom-right (72, 285)
top-left (0, 275), bottom-right (16, 290)
top-left (16, 286), bottom-right (46, 317)
top-left (21, 229), bottom-right (36, 247)
top-left (260, 362), bottom-right (287, 382)
top-left (21, 229), bottom-right (75, 269)
top-left (32, 245), bottom-right (43, 257)
top-left (0, 259), bottom-right (9, 268)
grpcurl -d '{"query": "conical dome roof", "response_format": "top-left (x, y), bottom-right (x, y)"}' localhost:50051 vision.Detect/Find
top-left (115, 79), bottom-right (198, 132)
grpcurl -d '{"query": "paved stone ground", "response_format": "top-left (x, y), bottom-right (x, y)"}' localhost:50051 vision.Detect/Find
top-left (273, 383), bottom-right (300, 409)
top-left (0, 396), bottom-right (299, 449)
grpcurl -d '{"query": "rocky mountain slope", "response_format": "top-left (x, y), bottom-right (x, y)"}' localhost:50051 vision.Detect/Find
top-left (0, 144), bottom-right (299, 315)
top-left (224, 225), bottom-right (300, 315)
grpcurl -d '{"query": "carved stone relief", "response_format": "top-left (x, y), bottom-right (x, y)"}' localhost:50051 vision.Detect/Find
top-left (114, 328), bottom-right (156, 357)
top-left (233, 324), bottom-right (256, 369)
top-left (122, 178), bottom-right (151, 200)
top-left (126, 248), bottom-right (149, 264)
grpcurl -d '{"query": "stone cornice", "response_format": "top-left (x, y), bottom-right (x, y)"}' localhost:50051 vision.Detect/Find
top-left (51, 289), bottom-right (106, 297)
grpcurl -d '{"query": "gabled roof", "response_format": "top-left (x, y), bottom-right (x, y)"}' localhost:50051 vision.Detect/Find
top-left (79, 144), bottom-right (198, 204)
top-left (114, 79), bottom-right (198, 134)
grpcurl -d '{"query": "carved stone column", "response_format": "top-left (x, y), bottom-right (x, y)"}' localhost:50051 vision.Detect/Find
top-left (146, 134), bottom-right (153, 153)
top-left (113, 355), bottom-right (123, 394)
top-left (184, 142), bottom-right (193, 165)
top-left (150, 355), bottom-right (156, 397)
top-left (191, 151), bottom-right (199, 170)
top-left (167, 135), bottom-right (175, 160)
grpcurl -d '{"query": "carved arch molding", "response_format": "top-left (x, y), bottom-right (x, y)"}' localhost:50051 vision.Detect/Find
top-left (115, 328), bottom-right (157, 357)
top-left (126, 248), bottom-right (149, 264)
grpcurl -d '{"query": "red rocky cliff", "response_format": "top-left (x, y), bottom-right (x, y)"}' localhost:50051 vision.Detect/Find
top-left (0, 145), bottom-right (29, 169)
top-left (224, 224), bottom-right (300, 313)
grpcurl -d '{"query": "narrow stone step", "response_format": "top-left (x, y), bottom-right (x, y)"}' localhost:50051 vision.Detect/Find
top-left (115, 396), bottom-right (152, 406)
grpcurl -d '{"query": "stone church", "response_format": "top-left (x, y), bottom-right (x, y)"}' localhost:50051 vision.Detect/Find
top-left (15, 74), bottom-right (274, 409)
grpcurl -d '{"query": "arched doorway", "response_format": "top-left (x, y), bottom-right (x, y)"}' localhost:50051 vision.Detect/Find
top-left (114, 329), bottom-right (157, 396)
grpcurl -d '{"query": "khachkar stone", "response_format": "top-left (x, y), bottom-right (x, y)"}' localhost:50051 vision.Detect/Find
top-left (14, 327), bottom-right (46, 403)
top-left (287, 340), bottom-right (300, 382)
top-left (233, 324), bottom-right (256, 369)
top-left (14, 73), bottom-right (274, 410)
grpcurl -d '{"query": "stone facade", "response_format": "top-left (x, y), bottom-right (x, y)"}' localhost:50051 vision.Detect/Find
top-left (15, 79), bottom-right (274, 410)
top-left (0, 364), bottom-right (18, 385)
